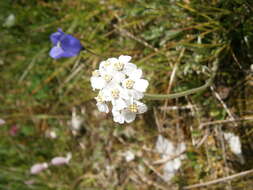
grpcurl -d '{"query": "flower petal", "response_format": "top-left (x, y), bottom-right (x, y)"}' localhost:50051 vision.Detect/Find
top-left (130, 90), bottom-right (144, 100)
top-left (61, 34), bottom-right (83, 55)
top-left (90, 77), bottom-right (106, 90)
top-left (112, 110), bottom-right (125, 124)
top-left (119, 55), bottom-right (132, 63)
top-left (129, 69), bottom-right (142, 80)
top-left (123, 111), bottom-right (136, 123)
top-left (49, 46), bottom-right (65, 59)
top-left (124, 62), bottom-right (137, 76)
top-left (112, 98), bottom-right (127, 110)
top-left (97, 103), bottom-right (109, 113)
top-left (137, 102), bottom-right (147, 113)
top-left (133, 79), bottom-right (149, 92)
top-left (50, 28), bottom-right (64, 45)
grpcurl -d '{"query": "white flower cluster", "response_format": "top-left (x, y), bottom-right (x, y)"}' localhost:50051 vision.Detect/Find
top-left (90, 55), bottom-right (149, 124)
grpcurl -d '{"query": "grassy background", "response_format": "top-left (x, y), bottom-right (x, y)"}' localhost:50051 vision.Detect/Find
top-left (1, 0), bottom-right (253, 189)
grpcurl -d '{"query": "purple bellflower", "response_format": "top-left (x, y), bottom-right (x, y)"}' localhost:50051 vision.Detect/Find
top-left (49, 29), bottom-right (83, 59)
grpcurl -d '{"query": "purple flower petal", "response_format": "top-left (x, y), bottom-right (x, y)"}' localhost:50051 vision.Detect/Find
top-left (49, 46), bottom-right (65, 59)
top-left (61, 34), bottom-right (83, 55)
top-left (50, 29), bottom-right (64, 45)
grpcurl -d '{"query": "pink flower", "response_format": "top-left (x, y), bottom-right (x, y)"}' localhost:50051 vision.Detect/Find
top-left (9, 125), bottom-right (19, 136)
top-left (30, 163), bottom-right (48, 174)
top-left (51, 153), bottom-right (72, 166)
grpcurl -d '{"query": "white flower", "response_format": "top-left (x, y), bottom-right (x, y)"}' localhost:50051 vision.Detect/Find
top-left (115, 55), bottom-right (137, 76)
top-left (224, 132), bottom-right (242, 155)
top-left (102, 84), bottom-right (128, 111)
top-left (224, 132), bottom-right (245, 164)
top-left (122, 69), bottom-right (149, 100)
top-left (71, 108), bottom-right (83, 131)
top-left (90, 55), bottom-right (149, 124)
top-left (95, 92), bottom-right (109, 113)
top-left (90, 68), bottom-right (125, 91)
top-left (112, 99), bottom-right (147, 124)
top-left (155, 135), bottom-right (186, 181)
top-left (156, 135), bottom-right (174, 156)
top-left (112, 108), bottom-right (125, 124)
top-left (51, 153), bottom-right (72, 166)
top-left (0, 119), bottom-right (5, 126)
top-left (90, 70), bottom-right (106, 90)
top-left (123, 151), bottom-right (135, 162)
top-left (45, 130), bottom-right (57, 139)
top-left (30, 162), bottom-right (48, 174)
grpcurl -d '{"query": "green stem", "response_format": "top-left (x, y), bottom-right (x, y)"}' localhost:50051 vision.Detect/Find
top-left (144, 58), bottom-right (219, 100)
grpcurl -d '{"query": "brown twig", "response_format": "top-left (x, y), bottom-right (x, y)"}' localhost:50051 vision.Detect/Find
top-left (199, 116), bottom-right (253, 129)
top-left (183, 169), bottom-right (253, 189)
top-left (210, 85), bottom-right (238, 127)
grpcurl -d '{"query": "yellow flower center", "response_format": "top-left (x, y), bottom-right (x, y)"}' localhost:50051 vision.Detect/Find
top-left (104, 60), bottom-right (111, 67)
top-left (92, 70), bottom-right (100, 77)
top-left (103, 74), bottom-right (112, 82)
top-left (128, 104), bottom-right (138, 113)
top-left (125, 79), bottom-right (134, 89)
top-left (114, 61), bottom-right (124, 71)
top-left (96, 94), bottom-right (104, 103)
top-left (111, 89), bottom-right (120, 99)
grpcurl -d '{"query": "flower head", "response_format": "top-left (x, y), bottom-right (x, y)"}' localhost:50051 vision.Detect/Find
top-left (90, 55), bottom-right (149, 124)
top-left (49, 28), bottom-right (83, 59)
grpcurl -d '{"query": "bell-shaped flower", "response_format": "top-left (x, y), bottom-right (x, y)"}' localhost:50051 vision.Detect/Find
top-left (49, 28), bottom-right (83, 59)
top-left (30, 162), bottom-right (48, 175)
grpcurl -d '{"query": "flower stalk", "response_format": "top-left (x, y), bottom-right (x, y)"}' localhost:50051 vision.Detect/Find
top-left (144, 58), bottom-right (219, 100)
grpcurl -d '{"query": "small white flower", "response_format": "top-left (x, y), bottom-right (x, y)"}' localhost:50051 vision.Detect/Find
top-left (155, 135), bottom-right (186, 181)
top-left (30, 162), bottom-right (48, 174)
top-left (123, 151), bottom-right (135, 162)
top-left (90, 68), bottom-right (125, 91)
top-left (102, 85), bottom-right (128, 111)
top-left (0, 119), bottom-right (5, 126)
top-left (156, 135), bottom-right (174, 156)
top-left (71, 108), bottom-right (84, 131)
top-left (116, 55), bottom-right (137, 76)
top-left (51, 153), bottom-right (72, 166)
top-left (122, 69), bottom-right (149, 100)
top-left (224, 132), bottom-right (242, 155)
top-left (112, 100), bottom-right (147, 124)
top-left (95, 92), bottom-right (109, 113)
top-left (112, 108), bottom-right (125, 124)
top-left (90, 70), bottom-right (106, 90)
top-left (224, 132), bottom-right (244, 164)
top-left (45, 130), bottom-right (57, 139)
